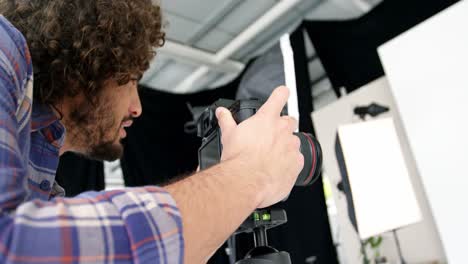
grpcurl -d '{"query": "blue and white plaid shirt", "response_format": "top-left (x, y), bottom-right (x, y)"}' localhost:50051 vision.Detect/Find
top-left (0, 16), bottom-right (184, 264)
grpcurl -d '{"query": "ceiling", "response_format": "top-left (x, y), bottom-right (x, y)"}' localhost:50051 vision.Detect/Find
top-left (140, 0), bottom-right (383, 95)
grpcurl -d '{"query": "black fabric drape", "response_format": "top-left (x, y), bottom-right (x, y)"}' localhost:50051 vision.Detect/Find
top-left (55, 152), bottom-right (105, 197)
top-left (305, 0), bottom-right (458, 95)
top-left (120, 88), bottom-right (200, 186)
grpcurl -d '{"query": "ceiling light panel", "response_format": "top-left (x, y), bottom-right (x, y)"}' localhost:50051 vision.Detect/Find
top-left (216, 0), bottom-right (278, 35)
top-left (161, 0), bottom-right (233, 23)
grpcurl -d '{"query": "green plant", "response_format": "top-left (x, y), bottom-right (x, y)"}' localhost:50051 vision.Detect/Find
top-left (361, 236), bottom-right (383, 264)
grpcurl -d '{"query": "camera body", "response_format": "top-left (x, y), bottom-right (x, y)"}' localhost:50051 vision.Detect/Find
top-left (197, 98), bottom-right (322, 187)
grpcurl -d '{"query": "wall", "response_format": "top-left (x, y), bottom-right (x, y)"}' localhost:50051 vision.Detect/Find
top-left (312, 77), bottom-right (446, 264)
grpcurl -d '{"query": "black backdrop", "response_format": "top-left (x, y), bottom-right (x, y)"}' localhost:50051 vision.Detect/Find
top-left (305, 0), bottom-right (458, 96)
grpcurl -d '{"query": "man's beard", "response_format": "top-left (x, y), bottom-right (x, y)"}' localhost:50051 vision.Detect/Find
top-left (86, 139), bottom-right (123, 161)
top-left (65, 99), bottom-right (128, 161)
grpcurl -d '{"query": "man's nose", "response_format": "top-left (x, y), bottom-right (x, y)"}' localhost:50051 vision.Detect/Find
top-left (130, 88), bottom-right (142, 118)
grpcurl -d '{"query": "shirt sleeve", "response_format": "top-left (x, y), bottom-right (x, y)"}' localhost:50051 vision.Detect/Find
top-left (4, 187), bottom-right (184, 264)
top-left (0, 20), bottom-right (184, 264)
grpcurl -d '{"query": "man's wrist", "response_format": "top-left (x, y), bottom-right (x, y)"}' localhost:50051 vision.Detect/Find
top-left (222, 157), bottom-right (266, 210)
top-left (164, 157), bottom-right (266, 263)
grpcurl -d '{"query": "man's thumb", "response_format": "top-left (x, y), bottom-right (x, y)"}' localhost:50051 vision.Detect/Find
top-left (216, 107), bottom-right (236, 134)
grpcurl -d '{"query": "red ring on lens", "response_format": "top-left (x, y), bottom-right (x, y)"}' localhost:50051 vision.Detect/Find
top-left (302, 133), bottom-right (317, 185)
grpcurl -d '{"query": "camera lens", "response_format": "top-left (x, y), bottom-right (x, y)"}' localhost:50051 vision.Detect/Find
top-left (294, 132), bottom-right (322, 186)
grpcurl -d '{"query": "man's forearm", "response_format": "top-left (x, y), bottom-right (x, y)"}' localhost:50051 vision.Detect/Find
top-left (165, 158), bottom-right (263, 263)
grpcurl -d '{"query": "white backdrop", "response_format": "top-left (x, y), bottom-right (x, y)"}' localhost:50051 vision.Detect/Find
top-left (379, 1), bottom-right (468, 262)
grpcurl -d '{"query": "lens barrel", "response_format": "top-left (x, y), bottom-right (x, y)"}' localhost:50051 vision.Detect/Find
top-left (294, 132), bottom-right (322, 186)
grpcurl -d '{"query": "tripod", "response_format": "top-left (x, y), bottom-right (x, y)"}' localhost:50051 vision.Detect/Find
top-left (234, 208), bottom-right (292, 264)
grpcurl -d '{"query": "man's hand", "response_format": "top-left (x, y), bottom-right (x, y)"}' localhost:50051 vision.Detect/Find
top-left (216, 86), bottom-right (304, 208)
top-left (165, 86), bottom-right (304, 263)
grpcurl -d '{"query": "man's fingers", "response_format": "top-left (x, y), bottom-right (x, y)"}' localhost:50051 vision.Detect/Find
top-left (216, 107), bottom-right (236, 137)
top-left (281, 116), bottom-right (298, 132)
top-left (258, 86), bottom-right (290, 116)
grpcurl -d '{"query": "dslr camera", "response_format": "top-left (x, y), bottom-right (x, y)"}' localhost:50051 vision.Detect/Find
top-left (197, 98), bottom-right (322, 187)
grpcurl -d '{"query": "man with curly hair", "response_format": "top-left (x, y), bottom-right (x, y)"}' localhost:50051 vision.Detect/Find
top-left (0, 0), bottom-right (304, 263)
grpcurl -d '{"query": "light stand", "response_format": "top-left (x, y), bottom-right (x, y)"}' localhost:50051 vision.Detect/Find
top-left (392, 229), bottom-right (407, 264)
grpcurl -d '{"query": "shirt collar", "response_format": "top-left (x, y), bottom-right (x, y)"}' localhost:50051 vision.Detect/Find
top-left (31, 103), bottom-right (66, 148)
top-left (31, 103), bottom-right (58, 131)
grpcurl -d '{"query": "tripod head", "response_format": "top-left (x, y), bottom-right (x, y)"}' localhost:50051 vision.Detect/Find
top-left (234, 209), bottom-right (291, 264)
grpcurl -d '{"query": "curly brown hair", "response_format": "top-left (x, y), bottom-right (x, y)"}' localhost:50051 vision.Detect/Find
top-left (1, 0), bottom-right (164, 105)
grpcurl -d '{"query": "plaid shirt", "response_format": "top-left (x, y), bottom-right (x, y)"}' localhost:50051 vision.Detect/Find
top-left (0, 16), bottom-right (184, 264)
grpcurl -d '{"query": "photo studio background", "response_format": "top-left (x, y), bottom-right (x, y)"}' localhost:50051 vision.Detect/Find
top-left (55, 0), bottom-right (461, 263)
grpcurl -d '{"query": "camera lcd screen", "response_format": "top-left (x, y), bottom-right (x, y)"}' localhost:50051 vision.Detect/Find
top-left (199, 132), bottom-right (222, 170)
